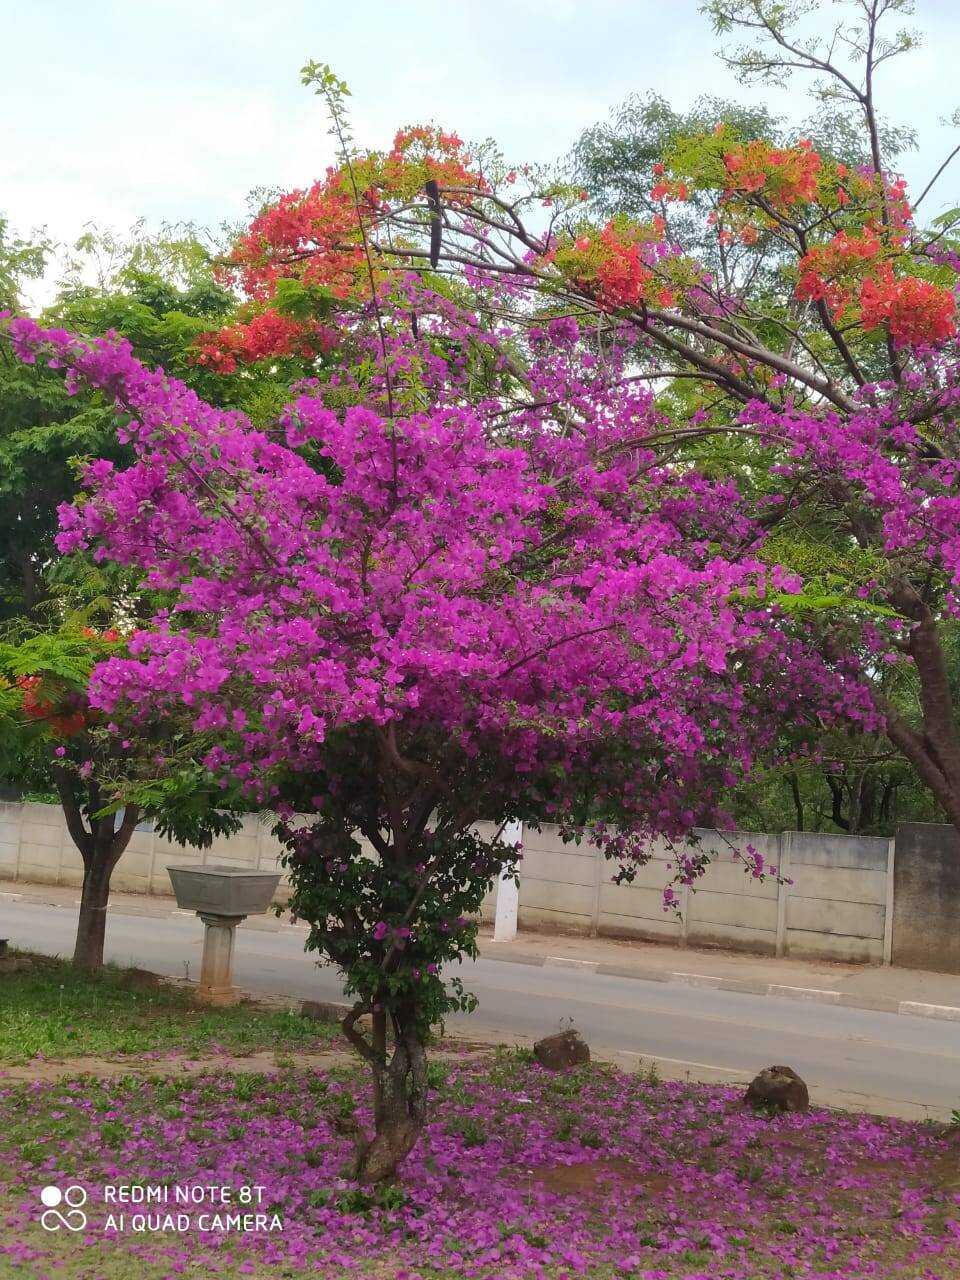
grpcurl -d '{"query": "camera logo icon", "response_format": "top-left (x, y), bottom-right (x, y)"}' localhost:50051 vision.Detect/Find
top-left (40, 1185), bottom-right (88, 1232)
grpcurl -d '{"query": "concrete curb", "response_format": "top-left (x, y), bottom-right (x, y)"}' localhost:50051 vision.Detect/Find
top-left (524, 953), bottom-right (960, 1022)
top-left (898, 1000), bottom-right (960, 1021)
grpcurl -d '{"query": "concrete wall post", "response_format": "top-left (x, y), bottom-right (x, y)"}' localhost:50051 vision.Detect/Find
top-left (493, 820), bottom-right (522, 943)
top-left (589, 839), bottom-right (603, 938)
top-left (13, 801), bottom-right (22, 884)
top-left (883, 836), bottom-right (895, 965)
top-left (775, 830), bottom-right (792, 958)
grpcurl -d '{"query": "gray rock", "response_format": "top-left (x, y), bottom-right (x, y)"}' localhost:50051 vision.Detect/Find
top-left (533, 1029), bottom-right (591, 1070)
top-left (744, 1064), bottom-right (809, 1113)
top-left (300, 999), bottom-right (349, 1023)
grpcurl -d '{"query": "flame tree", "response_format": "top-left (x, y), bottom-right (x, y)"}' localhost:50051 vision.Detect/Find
top-left (197, 5), bottom-right (960, 832)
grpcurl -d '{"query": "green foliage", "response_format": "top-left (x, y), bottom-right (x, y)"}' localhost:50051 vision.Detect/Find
top-left (571, 92), bottom-right (782, 236)
top-left (308, 1184), bottom-right (409, 1217)
top-left (281, 806), bottom-right (508, 1036)
top-left (119, 766), bottom-right (245, 848)
top-left (0, 354), bottom-right (127, 624)
top-left (0, 629), bottom-right (96, 683)
top-left (300, 61), bottom-right (352, 107)
top-left (0, 221), bottom-right (293, 814)
top-left (443, 1114), bottom-right (487, 1147)
top-left (0, 216), bottom-right (49, 309)
top-left (272, 276), bottom-right (340, 324)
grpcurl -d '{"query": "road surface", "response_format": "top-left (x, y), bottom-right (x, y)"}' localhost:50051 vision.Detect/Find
top-left (2, 898), bottom-right (958, 1118)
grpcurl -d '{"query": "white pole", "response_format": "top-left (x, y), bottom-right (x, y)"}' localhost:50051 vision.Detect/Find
top-left (493, 819), bottom-right (522, 943)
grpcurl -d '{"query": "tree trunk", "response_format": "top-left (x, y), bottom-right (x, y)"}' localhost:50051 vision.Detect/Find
top-left (358, 1041), bottom-right (428, 1183)
top-left (52, 764), bottom-right (141, 973)
top-left (854, 770), bottom-right (876, 833)
top-left (826, 772), bottom-right (849, 830)
top-left (875, 588), bottom-right (960, 832)
top-left (342, 1005), bottom-right (429, 1184)
top-left (73, 855), bottom-right (112, 972)
top-left (787, 771), bottom-right (804, 831)
top-left (72, 809), bottom-right (140, 973)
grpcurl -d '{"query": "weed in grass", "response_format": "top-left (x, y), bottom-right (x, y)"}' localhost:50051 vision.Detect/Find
top-left (444, 1115), bottom-right (487, 1148)
top-left (636, 1056), bottom-right (661, 1086)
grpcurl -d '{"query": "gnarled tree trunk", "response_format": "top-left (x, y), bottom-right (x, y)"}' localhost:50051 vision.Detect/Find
top-left (341, 1003), bottom-right (429, 1184)
top-left (52, 765), bottom-right (140, 972)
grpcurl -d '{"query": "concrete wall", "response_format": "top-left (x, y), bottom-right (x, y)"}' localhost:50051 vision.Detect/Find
top-left (0, 803), bottom-right (498, 922)
top-left (0, 804), bottom-right (896, 962)
top-left (518, 825), bottom-right (892, 963)
top-left (891, 822), bottom-right (960, 974)
top-left (0, 801), bottom-right (292, 897)
top-left (785, 831), bottom-right (890, 964)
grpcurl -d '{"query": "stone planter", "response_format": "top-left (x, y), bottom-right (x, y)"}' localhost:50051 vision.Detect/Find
top-left (167, 864), bottom-right (281, 1006)
top-left (167, 864), bottom-right (281, 916)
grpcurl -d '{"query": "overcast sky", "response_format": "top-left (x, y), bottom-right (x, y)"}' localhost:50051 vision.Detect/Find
top-left (4, 0), bottom-right (960, 291)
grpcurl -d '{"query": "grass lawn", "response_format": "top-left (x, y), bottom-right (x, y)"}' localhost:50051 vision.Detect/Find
top-left (0, 952), bottom-right (339, 1063)
top-left (2, 1049), bottom-right (960, 1279)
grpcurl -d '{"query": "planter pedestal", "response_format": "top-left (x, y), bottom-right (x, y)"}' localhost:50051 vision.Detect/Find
top-left (198, 912), bottom-right (246, 1005)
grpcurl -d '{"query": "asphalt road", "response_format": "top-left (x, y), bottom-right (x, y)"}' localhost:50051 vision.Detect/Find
top-left (2, 898), bottom-right (958, 1118)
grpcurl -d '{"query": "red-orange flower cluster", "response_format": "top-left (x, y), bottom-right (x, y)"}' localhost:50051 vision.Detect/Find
top-left (195, 310), bottom-right (339, 375)
top-left (197, 126), bottom-right (488, 370)
top-left (797, 231), bottom-right (957, 345)
top-left (595, 224), bottom-right (654, 307)
top-left (796, 232), bottom-right (882, 316)
top-left (860, 266), bottom-right (957, 345)
top-left (384, 126), bottom-right (484, 195)
top-left (650, 162), bottom-right (689, 203)
top-left (16, 676), bottom-right (86, 736)
top-left (722, 138), bottom-right (821, 210)
top-left (567, 221), bottom-right (674, 311)
top-left (225, 174), bottom-right (368, 303)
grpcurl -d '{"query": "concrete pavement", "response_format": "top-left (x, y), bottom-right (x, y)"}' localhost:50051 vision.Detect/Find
top-left (482, 929), bottom-right (960, 1019)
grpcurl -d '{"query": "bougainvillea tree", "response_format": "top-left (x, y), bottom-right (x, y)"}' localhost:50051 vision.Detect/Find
top-left (1, 294), bottom-right (867, 1177)
top-left (199, 5), bottom-right (960, 832)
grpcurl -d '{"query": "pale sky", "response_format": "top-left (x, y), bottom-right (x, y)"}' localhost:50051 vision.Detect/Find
top-left (4, 0), bottom-right (960, 293)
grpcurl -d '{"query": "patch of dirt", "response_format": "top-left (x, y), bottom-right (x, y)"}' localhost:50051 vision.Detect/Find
top-left (0, 1048), bottom-right (355, 1083)
top-left (517, 1156), bottom-right (666, 1197)
top-left (925, 1135), bottom-right (960, 1192)
top-left (0, 1045), bottom-right (494, 1085)
top-left (120, 967), bottom-right (172, 991)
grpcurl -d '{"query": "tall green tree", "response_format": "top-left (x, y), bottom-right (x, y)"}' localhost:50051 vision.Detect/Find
top-left (0, 220), bottom-right (271, 966)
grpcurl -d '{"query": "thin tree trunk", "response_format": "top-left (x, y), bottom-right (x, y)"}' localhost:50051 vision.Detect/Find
top-left (826, 773), bottom-right (849, 830)
top-left (787, 771), bottom-right (804, 831)
top-left (880, 700), bottom-right (960, 831)
top-left (874, 588), bottom-right (960, 831)
top-left (854, 771), bottom-right (876, 833)
top-left (72, 806), bottom-right (140, 972)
